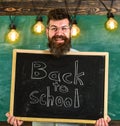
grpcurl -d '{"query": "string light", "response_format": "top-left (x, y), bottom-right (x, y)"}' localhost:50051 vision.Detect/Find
top-left (32, 16), bottom-right (45, 34)
top-left (98, 0), bottom-right (118, 31)
top-left (65, 0), bottom-right (81, 37)
top-left (6, 23), bottom-right (20, 43)
top-left (31, 0), bottom-right (48, 34)
top-left (105, 12), bottom-right (118, 31)
top-left (71, 19), bottom-right (80, 38)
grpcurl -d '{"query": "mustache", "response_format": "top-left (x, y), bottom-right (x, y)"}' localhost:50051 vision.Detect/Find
top-left (52, 35), bottom-right (66, 40)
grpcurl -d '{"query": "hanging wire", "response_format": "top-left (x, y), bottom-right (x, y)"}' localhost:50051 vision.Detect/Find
top-left (98, 0), bottom-right (115, 18)
top-left (32, 0), bottom-right (49, 18)
top-left (98, 0), bottom-right (109, 11)
top-left (0, 0), bottom-right (16, 25)
top-left (64, 0), bottom-right (70, 15)
top-left (73, 0), bottom-right (82, 18)
top-left (110, 0), bottom-right (114, 11)
top-left (64, 0), bottom-right (82, 20)
top-left (73, 0), bottom-right (82, 24)
top-left (9, 16), bottom-right (16, 25)
top-left (65, 0), bottom-right (82, 16)
top-left (0, 0), bottom-right (23, 28)
top-left (98, 0), bottom-right (114, 12)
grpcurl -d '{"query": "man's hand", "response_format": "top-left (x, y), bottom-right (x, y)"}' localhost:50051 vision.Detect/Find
top-left (95, 116), bottom-right (111, 126)
top-left (6, 112), bottom-right (23, 126)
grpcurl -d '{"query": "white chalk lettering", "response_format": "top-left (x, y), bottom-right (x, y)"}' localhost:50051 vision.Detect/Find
top-left (74, 60), bottom-right (85, 85)
top-left (29, 86), bottom-right (80, 108)
top-left (29, 60), bottom-right (85, 109)
top-left (74, 88), bottom-right (80, 108)
top-left (62, 73), bottom-right (72, 84)
top-left (29, 90), bottom-right (39, 104)
top-left (64, 98), bottom-right (72, 108)
top-left (31, 60), bottom-right (85, 86)
top-left (31, 61), bottom-right (47, 79)
top-left (48, 71), bottom-right (61, 82)
top-left (52, 82), bottom-right (60, 92)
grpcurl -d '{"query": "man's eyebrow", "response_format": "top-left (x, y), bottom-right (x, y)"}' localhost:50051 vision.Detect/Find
top-left (49, 25), bottom-right (56, 27)
top-left (49, 25), bottom-right (69, 27)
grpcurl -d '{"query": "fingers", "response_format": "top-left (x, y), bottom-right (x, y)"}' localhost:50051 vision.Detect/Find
top-left (17, 120), bottom-right (23, 126)
top-left (95, 116), bottom-right (111, 126)
top-left (95, 118), bottom-right (106, 126)
top-left (5, 112), bottom-right (23, 126)
top-left (6, 112), bottom-right (13, 124)
top-left (106, 116), bottom-right (111, 123)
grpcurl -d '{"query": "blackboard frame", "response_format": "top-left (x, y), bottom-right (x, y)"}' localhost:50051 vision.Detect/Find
top-left (10, 49), bottom-right (109, 124)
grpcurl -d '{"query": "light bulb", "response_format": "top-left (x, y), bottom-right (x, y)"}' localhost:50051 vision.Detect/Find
top-left (33, 21), bottom-right (45, 34)
top-left (105, 17), bottom-right (118, 31)
top-left (7, 29), bottom-right (19, 43)
top-left (71, 24), bottom-right (80, 37)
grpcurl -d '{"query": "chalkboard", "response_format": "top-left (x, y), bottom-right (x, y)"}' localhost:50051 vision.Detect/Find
top-left (10, 49), bottom-right (109, 124)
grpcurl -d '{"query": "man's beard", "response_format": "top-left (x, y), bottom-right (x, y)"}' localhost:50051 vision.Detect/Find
top-left (48, 35), bottom-right (71, 57)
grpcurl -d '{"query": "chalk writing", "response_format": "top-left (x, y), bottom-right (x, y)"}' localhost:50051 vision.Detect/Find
top-left (29, 86), bottom-right (80, 108)
top-left (31, 60), bottom-right (85, 85)
top-left (29, 60), bottom-right (85, 109)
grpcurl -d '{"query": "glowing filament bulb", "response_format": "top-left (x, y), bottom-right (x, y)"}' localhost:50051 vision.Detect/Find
top-left (106, 17), bottom-right (118, 30)
top-left (71, 24), bottom-right (80, 37)
top-left (7, 29), bottom-right (19, 43)
top-left (33, 21), bottom-right (45, 34)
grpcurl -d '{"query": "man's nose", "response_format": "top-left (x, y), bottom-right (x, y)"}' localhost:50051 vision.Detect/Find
top-left (55, 28), bottom-right (63, 35)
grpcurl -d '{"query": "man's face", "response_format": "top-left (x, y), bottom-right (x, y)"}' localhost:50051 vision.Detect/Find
top-left (46, 18), bottom-right (71, 57)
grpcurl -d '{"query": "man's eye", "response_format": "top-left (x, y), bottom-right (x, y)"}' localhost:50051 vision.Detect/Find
top-left (51, 27), bottom-right (57, 31)
top-left (62, 27), bottom-right (67, 31)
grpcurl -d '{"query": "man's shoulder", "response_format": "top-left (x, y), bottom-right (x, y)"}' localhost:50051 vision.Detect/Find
top-left (70, 48), bottom-right (79, 52)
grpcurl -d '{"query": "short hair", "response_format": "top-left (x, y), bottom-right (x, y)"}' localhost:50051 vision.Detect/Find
top-left (47, 8), bottom-right (71, 25)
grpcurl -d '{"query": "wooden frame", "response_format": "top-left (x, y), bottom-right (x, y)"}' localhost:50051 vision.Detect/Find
top-left (10, 49), bottom-right (109, 124)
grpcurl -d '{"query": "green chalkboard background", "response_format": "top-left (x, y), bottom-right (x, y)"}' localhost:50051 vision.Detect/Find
top-left (0, 15), bottom-right (120, 121)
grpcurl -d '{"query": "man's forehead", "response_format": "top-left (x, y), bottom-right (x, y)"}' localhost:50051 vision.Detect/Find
top-left (49, 19), bottom-right (69, 26)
